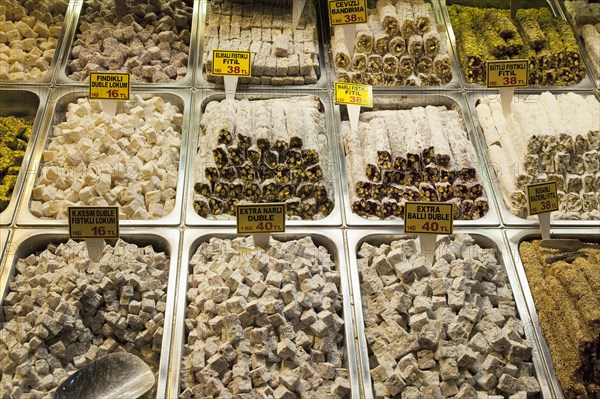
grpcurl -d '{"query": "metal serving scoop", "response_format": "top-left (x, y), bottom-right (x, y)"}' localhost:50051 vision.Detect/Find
top-left (540, 239), bottom-right (599, 252)
top-left (544, 251), bottom-right (589, 264)
top-left (540, 239), bottom-right (597, 264)
top-left (53, 353), bottom-right (155, 399)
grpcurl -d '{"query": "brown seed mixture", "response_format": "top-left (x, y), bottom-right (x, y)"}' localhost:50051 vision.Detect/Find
top-left (519, 240), bottom-right (600, 398)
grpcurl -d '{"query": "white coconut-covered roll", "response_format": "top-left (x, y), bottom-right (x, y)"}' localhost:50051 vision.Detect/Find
top-left (377, 0), bottom-right (400, 35)
top-left (369, 11), bottom-right (390, 55)
top-left (333, 26), bottom-right (351, 70)
top-left (396, 2), bottom-right (416, 38)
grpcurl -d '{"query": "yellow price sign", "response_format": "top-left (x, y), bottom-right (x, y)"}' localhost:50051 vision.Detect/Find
top-left (236, 203), bottom-right (286, 234)
top-left (89, 72), bottom-right (130, 100)
top-left (486, 60), bottom-right (529, 88)
top-left (404, 202), bottom-right (454, 235)
top-left (212, 50), bottom-right (252, 77)
top-left (334, 82), bottom-right (373, 107)
top-left (328, 0), bottom-right (367, 25)
top-left (527, 181), bottom-right (558, 215)
top-left (68, 207), bottom-right (120, 239)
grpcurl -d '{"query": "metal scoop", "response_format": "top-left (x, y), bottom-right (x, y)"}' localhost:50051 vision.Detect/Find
top-left (540, 239), bottom-right (597, 264)
top-left (53, 353), bottom-right (155, 399)
top-left (544, 251), bottom-right (589, 264)
top-left (540, 239), bottom-right (599, 252)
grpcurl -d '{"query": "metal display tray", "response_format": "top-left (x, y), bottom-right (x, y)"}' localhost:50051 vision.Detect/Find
top-left (0, 228), bottom-right (181, 399)
top-left (466, 89), bottom-right (600, 228)
top-left (556, 0), bottom-right (600, 88)
top-left (345, 228), bottom-right (553, 399)
top-left (0, 87), bottom-right (50, 226)
top-left (505, 228), bottom-right (600, 399)
top-left (54, 0), bottom-right (200, 88)
top-left (167, 228), bottom-right (361, 398)
top-left (196, 0), bottom-right (329, 89)
top-left (325, 0), bottom-right (462, 91)
top-left (0, 0), bottom-right (76, 85)
top-left (334, 91), bottom-right (501, 227)
top-left (184, 90), bottom-right (344, 227)
top-left (0, 228), bottom-right (8, 274)
top-left (16, 87), bottom-right (192, 227)
top-left (440, 0), bottom-right (596, 90)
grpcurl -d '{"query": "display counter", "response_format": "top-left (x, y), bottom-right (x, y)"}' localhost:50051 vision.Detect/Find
top-left (0, 0), bottom-right (598, 397)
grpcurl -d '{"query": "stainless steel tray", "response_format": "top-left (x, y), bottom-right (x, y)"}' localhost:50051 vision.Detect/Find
top-left (196, 0), bottom-right (329, 89)
top-left (325, 0), bottom-right (462, 91)
top-left (440, 0), bottom-right (596, 90)
top-left (334, 91), bottom-right (501, 227)
top-left (555, 0), bottom-right (600, 88)
top-left (54, 0), bottom-right (200, 88)
top-left (0, 228), bottom-right (9, 273)
top-left (505, 228), bottom-right (600, 399)
top-left (0, 87), bottom-right (50, 226)
top-left (184, 90), bottom-right (343, 227)
top-left (0, 0), bottom-right (76, 85)
top-left (0, 227), bottom-right (180, 399)
top-left (466, 89), bottom-right (600, 228)
top-left (168, 228), bottom-right (361, 398)
top-left (16, 87), bottom-right (191, 226)
top-left (346, 228), bottom-right (553, 399)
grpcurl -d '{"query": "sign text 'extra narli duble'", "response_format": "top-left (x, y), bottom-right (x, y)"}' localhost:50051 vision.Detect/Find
top-left (328, 0), bottom-right (367, 25)
top-left (68, 207), bottom-right (120, 240)
top-left (89, 72), bottom-right (130, 100)
top-left (212, 50), bottom-right (252, 77)
top-left (486, 60), bottom-right (529, 88)
top-left (404, 202), bottom-right (454, 235)
top-left (527, 181), bottom-right (559, 215)
top-left (236, 203), bottom-right (286, 234)
top-left (334, 82), bottom-right (373, 107)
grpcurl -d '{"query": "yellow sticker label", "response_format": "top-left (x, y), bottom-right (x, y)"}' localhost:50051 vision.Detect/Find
top-left (404, 202), bottom-right (454, 235)
top-left (89, 73), bottom-right (130, 100)
top-left (486, 60), bottom-right (529, 88)
top-left (236, 203), bottom-right (286, 234)
top-left (527, 181), bottom-right (558, 215)
top-left (334, 82), bottom-right (373, 107)
top-left (328, 0), bottom-right (368, 25)
top-left (68, 207), bottom-right (120, 239)
top-left (212, 50), bottom-right (252, 77)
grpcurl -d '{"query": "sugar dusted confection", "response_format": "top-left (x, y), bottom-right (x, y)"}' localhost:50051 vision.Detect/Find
top-left (193, 96), bottom-right (334, 220)
top-left (30, 95), bottom-right (183, 220)
top-left (477, 92), bottom-right (599, 220)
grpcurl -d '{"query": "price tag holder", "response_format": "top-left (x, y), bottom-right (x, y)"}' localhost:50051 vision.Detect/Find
top-left (69, 206), bottom-right (120, 262)
top-left (527, 181), bottom-right (558, 239)
top-left (334, 82), bottom-right (372, 132)
top-left (292, 0), bottom-right (307, 32)
top-left (404, 202), bottom-right (454, 263)
top-left (236, 203), bottom-right (286, 248)
top-left (486, 59), bottom-right (528, 115)
top-left (510, 0), bottom-right (524, 19)
top-left (89, 72), bottom-right (130, 117)
top-left (212, 50), bottom-right (252, 100)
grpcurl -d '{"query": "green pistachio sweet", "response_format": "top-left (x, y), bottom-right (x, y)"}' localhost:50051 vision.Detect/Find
top-left (0, 116), bottom-right (33, 212)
